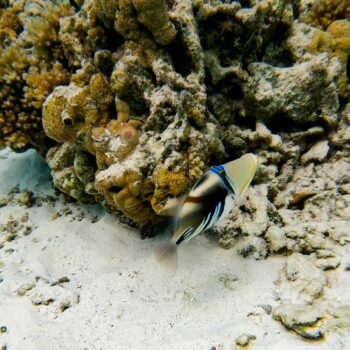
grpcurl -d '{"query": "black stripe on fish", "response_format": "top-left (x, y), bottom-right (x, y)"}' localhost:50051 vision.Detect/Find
top-left (175, 190), bottom-right (227, 245)
top-left (176, 226), bottom-right (194, 245)
top-left (186, 196), bottom-right (203, 203)
top-left (192, 173), bottom-right (208, 190)
top-left (210, 166), bottom-right (236, 196)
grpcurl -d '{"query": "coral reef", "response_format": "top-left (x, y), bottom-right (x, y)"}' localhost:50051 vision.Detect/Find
top-left (1, 0), bottom-right (349, 233)
top-left (1, 0), bottom-right (350, 342)
top-left (0, 0), bottom-right (73, 151)
top-left (308, 19), bottom-right (350, 96)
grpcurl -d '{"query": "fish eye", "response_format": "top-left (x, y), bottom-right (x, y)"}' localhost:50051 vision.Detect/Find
top-left (62, 117), bottom-right (73, 126)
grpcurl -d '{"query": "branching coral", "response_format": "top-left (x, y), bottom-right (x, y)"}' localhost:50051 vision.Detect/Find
top-left (24, 0), bottom-right (74, 61)
top-left (301, 0), bottom-right (350, 30)
top-left (308, 20), bottom-right (350, 96)
top-left (23, 63), bottom-right (70, 110)
top-left (0, 0), bottom-right (74, 151)
top-left (0, 0), bottom-right (22, 45)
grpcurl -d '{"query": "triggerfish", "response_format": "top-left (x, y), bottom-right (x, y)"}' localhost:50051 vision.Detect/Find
top-left (155, 153), bottom-right (258, 271)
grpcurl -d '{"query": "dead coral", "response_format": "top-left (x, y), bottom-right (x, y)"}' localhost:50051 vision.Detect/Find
top-left (6, 0), bottom-right (348, 232)
top-left (195, 0), bottom-right (294, 67)
top-left (215, 96), bottom-right (350, 257)
top-left (105, 0), bottom-right (176, 45)
top-left (243, 55), bottom-right (341, 126)
top-left (0, 0), bottom-right (22, 45)
top-left (131, 0), bottom-right (177, 46)
top-left (110, 39), bottom-right (156, 113)
top-left (93, 98), bottom-right (142, 166)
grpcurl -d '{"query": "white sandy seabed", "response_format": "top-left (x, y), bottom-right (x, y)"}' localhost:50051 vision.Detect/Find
top-left (0, 148), bottom-right (349, 350)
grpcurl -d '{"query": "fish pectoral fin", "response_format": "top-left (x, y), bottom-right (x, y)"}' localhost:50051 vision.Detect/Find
top-left (152, 217), bottom-right (177, 240)
top-left (157, 196), bottom-right (186, 217)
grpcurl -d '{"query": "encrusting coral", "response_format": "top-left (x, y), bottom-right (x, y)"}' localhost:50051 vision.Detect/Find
top-left (308, 19), bottom-right (350, 96)
top-left (95, 0), bottom-right (177, 46)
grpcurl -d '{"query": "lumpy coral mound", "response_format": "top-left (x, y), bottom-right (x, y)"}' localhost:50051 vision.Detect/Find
top-left (1, 0), bottom-right (349, 230)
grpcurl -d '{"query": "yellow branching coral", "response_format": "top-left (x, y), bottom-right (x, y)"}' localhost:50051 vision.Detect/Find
top-left (23, 63), bottom-right (70, 110)
top-left (151, 168), bottom-right (189, 214)
top-left (301, 0), bottom-right (350, 30)
top-left (0, 0), bottom-right (74, 151)
top-left (24, 0), bottom-right (74, 61)
top-left (0, 45), bottom-right (70, 151)
top-left (0, 1), bottom-right (23, 45)
top-left (309, 20), bottom-right (350, 96)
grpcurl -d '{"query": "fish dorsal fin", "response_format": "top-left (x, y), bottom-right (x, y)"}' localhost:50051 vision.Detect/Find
top-left (223, 153), bottom-right (258, 197)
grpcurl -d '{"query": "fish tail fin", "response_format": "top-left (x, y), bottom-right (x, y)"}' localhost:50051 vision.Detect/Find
top-left (154, 241), bottom-right (178, 272)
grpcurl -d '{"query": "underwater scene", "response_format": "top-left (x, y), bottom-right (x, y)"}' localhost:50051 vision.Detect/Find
top-left (0, 0), bottom-right (350, 348)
